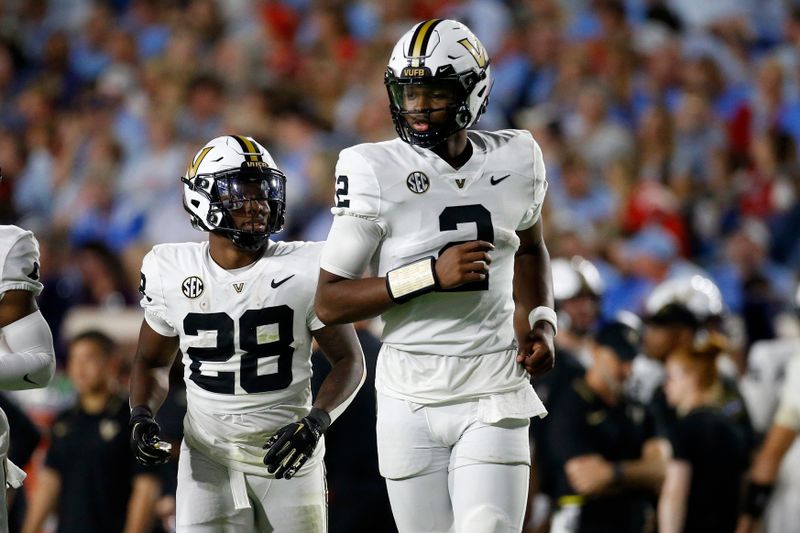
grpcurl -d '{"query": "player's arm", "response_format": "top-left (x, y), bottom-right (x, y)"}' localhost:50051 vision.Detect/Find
top-left (315, 218), bottom-right (493, 325)
top-left (130, 319), bottom-right (180, 417)
top-left (315, 149), bottom-right (492, 325)
top-left (0, 289), bottom-right (56, 390)
top-left (658, 459), bottom-right (691, 533)
top-left (128, 319), bottom-right (179, 466)
top-left (310, 323), bottom-right (366, 419)
top-left (20, 466), bottom-right (61, 533)
top-left (738, 353), bottom-right (800, 532)
top-left (513, 218), bottom-right (555, 376)
top-left (736, 427), bottom-right (798, 533)
top-left (263, 322), bottom-right (366, 479)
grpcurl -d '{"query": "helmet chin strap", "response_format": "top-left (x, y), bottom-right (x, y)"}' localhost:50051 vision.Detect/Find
top-left (396, 103), bottom-right (468, 149)
top-left (230, 231), bottom-right (269, 252)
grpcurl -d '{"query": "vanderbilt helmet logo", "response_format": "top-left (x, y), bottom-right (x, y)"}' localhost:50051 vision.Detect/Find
top-left (182, 276), bottom-right (204, 298)
top-left (458, 38), bottom-right (488, 68)
top-left (407, 172), bottom-right (429, 194)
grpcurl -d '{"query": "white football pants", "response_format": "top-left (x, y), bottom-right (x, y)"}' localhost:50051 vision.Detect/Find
top-left (176, 441), bottom-right (327, 532)
top-left (377, 392), bottom-right (531, 533)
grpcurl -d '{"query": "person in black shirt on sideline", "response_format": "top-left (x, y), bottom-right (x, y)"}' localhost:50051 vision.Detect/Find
top-left (546, 318), bottom-right (669, 533)
top-left (21, 331), bottom-right (160, 533)
top-left (658, 334), bottom-right (752, 533)
top-left (636, 276), bottom-right (752, 449)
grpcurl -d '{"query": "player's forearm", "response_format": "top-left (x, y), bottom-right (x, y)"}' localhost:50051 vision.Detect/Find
top-left (750, 424), bottom-right (797, 484)
top-left (130, 322), bottom-right (179, 414)
top-left (315, 275), bottom-right (394, 325)
top-left (312, 324), bottom-right (367, 423)
top-left (513, 239), bottom-right (553, 313)
top-left (0, 310), bottom-right (56, 390)
top-left (513, 239), bottom-right (554, 342)
top-left (314, 353), bottom-right (366, 421)
top-left (129, 355), bottom-right (170, 414)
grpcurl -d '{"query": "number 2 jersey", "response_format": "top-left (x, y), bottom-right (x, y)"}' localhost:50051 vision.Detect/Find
top-left (321, 129), bottom-right (549, 411)
top-left (140, 240), bottom-right (325, 474)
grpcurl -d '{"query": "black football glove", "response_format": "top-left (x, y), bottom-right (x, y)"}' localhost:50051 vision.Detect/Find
top-left (263, 407), bottom-right (331, 480)
top-left (130, 405), bottom-right (172, 466)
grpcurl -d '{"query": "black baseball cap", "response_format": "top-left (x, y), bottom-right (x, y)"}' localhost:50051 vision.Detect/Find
top-left (644, 302), bottom-right (699, 328)
top-left (595, 321), bottom-right (641, 361)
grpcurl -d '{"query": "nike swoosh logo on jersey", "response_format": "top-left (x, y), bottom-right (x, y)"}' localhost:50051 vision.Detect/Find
top-left (271, 274), bottom-right (295, 289)
top-left (22, 373), bottom-right (37, 386)
top-left (489, 174), bottom-right (510, 186)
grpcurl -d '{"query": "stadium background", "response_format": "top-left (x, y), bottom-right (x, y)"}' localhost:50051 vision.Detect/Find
top-left (1, 0), bottom-right (800, 531)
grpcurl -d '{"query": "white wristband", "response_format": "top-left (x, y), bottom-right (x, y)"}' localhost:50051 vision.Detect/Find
top-left (528, 306), bottom-right (558, 336)
top-left (386, 257), bottom-right (438, 303)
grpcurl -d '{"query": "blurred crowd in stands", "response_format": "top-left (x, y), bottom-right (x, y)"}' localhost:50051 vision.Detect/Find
top-left (2, 0), bottom-right (800, 531)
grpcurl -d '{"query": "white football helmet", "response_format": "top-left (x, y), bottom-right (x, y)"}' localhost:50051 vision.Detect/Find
top-left (385, 19), bottom-right (492, 148)
top-left (551, 256), bottom-right (604, 302)
top-left (182, 135), bottom-right (286, 251)
top-left (644, 274), bottom-right (725, 325)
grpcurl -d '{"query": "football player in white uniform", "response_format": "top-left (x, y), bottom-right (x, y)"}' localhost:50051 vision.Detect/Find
top-left (128, 135), bottom-right (366, 532)
top-left (315, 20), bottom-right (555, 533)
top-left (738, 351), bottom-right (800, 533)
top-left (737, 286), bottom-right (800, 533)
top-left (0, 222), bottom-right (56, 533)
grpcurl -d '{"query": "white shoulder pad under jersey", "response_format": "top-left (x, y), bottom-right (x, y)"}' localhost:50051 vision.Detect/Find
top-left (0, 225), bottom-right (43, 298)
top-left (139, 240), bottom-right (325, 413)
top-left (333, 130), bottom-right (548, 356)
top-left (740, 338), bottom-right (800, 433)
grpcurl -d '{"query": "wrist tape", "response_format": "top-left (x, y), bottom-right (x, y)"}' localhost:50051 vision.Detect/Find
top-left (386, 257), bottom-right (438, 303)
top-left (529, 306), bottom-right (558, 336)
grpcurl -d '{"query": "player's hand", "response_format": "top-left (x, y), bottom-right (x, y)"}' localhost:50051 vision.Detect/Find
top-left (130, 405), bottom-right (172, 466)
top-left (435, 240), bottom-right (493, 290)
top-left (516, 322), bottom-right (555, 376)
top-left (565, 454), bottom-right (614, 496)
top-left (263, 408), bottom-right (330, 480)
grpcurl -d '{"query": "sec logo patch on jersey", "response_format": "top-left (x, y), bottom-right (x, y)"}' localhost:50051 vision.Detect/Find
top-left (182, 276), bottom-right (204, 298)
top-left (406, 171), bottom-right (429, 194)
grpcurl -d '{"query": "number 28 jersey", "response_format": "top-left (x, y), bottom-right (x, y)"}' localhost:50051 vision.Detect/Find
top-left (139, 240), bottom-right (325, 416)
top-left (322, 129), bottom-right (547, 357)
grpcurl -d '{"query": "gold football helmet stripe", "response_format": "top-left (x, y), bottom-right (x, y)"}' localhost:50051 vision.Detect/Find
top-left (409, 19), bottom-right (441, 68)
top-left (231, 135), bottom-right (262, 162)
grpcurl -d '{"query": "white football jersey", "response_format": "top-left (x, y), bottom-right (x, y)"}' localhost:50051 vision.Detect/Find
top-left (740, 338), bottom-right (800, 433)
top-left (326, 129), bottom-right (547, 357)
top-left (0, 225), bottom-right (43, 299)
top-left (140, 240), bottom-right (326, 473)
